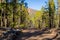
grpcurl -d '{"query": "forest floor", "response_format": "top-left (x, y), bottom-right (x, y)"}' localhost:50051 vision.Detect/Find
top-left (0, 28), bottom-right (60, 40)
top-left (18, 28), bottom-right (60, 40)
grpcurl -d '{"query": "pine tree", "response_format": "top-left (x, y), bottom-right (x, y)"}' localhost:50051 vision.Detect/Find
top-left (48, 0), bottom-right (56, 28)
top-left (57, 0), bottom-right (60, 28)
top-left (19, 0), bottom-right (29, 28)
top-left (0, 0), bottom-right (28, 28)
top-left (6, 0), bottom-right (13, 27)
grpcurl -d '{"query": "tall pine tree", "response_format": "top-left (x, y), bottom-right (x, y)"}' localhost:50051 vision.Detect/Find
top-left (48, 0), bottom-right (55, 28)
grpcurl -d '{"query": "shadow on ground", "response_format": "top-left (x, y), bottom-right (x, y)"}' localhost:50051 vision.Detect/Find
top-left (0, 28), bottom-right (60, 40)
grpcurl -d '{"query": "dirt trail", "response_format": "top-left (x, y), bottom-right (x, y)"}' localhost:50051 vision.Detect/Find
top-left (0, 28), bottom-right (60, 40)
top-left (21, 28), bottom-right (60, 40)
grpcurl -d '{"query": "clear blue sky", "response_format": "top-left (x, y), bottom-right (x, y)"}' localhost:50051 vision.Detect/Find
top-left (25, 0), bottom-right (48, 10)
top-left (25, 0), bottom-right (57, 10)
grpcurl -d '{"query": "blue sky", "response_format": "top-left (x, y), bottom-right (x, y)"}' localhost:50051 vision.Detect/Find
top-left (25, 0), bottom-right (48, 10)
top-left (25, 0), bottom-right (57, 10)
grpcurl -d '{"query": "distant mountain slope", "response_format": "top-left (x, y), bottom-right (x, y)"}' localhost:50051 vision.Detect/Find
top-left (28, 8), bottom-right (37, 17)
